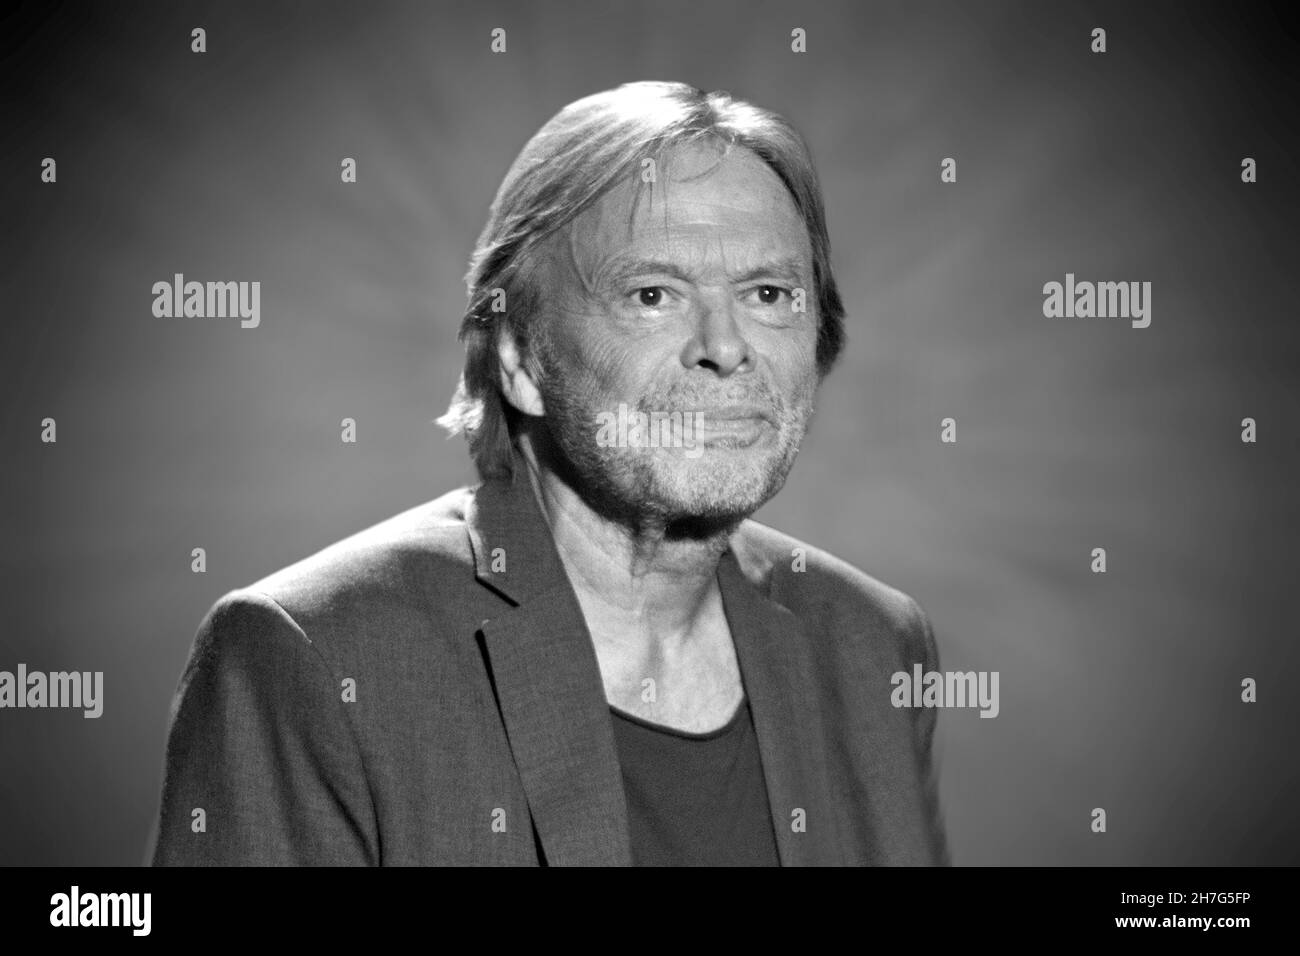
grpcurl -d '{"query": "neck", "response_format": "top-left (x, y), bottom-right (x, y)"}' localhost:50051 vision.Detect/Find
top-left (514, 434), bottom-right (733, 649)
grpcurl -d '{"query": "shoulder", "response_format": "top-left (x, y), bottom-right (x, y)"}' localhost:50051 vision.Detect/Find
top-left (729, 517), bottom-right (937, 667)
top-left (194, 486), bottom-right (480, 657)
top-left (255, 484), bottom-right (476, 590)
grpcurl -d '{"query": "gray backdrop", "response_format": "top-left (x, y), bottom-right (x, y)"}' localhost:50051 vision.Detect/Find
top-left (3, 0), bottom-right (1297, 865)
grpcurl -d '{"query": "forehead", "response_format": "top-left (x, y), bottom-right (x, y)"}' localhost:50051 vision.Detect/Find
top-left (564, 141), bottom-right (811, 278)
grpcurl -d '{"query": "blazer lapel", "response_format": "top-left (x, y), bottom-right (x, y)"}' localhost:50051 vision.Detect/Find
top-left (717, 548), bottom-right (846, 866)
top-left (467, 468), bottom-right (632, 866)
top-left (466, 459), bottom-right (844, 866)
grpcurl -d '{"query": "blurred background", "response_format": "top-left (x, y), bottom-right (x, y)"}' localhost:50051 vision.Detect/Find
top-left (2, 0), bottom-right (1297, 865)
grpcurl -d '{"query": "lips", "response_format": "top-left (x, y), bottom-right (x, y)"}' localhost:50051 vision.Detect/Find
top-left (678, 403), bottom-right (775, 425)
top-left (678, 406), bottom-right (775, 449)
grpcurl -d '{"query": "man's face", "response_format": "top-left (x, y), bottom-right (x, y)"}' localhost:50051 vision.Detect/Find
top-left (525, 139), bottom-right (820, 528)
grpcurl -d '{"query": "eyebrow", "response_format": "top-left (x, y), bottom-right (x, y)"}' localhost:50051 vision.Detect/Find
top-left (595, 255), bottom-right (810, 290)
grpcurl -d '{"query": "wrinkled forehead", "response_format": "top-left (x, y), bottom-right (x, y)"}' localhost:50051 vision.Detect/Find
top-left (559, 142), bottom-right (813, 285)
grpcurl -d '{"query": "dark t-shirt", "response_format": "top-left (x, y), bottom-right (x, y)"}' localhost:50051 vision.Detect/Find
top-left (609, 695), bottom-right (781, 866)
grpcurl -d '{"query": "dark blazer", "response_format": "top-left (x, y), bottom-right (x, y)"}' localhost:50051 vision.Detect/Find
top-left (148, 461), bottom-right (950, 866)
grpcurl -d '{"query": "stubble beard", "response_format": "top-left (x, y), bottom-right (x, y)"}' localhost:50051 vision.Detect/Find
top-left (532, 347), bottom-right (817, 539)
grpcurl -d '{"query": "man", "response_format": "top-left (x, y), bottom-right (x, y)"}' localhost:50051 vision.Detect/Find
top-left (148, 80), bottom-right (949, 866)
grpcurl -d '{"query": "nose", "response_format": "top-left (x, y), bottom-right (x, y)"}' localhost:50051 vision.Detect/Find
top-left (679, 293), bottom-right (754, 376)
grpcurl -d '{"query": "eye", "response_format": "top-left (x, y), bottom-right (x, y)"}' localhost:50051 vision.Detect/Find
top-left (753, 285), bottom-right (791, 306)
top-left (634, 287), bottom-right (668, 307)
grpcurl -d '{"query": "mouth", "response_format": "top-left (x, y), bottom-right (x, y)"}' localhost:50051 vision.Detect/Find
top-left (680, 404), bottom-right (775, 425)
top-left (680, 405), bottom-right (775, 448)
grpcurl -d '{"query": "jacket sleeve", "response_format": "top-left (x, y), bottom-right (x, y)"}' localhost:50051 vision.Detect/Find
top-left (909, 598), bottom-right (952, 866)
top-left (148, 589), bottom-right (379, 865)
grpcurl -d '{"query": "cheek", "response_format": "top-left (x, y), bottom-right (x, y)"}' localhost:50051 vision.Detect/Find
top-left (757, 318), bottom-right (818, 384)
top-left (543, 321), bottom-right (647, 399)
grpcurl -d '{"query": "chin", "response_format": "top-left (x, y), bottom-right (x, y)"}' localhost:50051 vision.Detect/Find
top-left (643, 447), bottom-right (796, 522)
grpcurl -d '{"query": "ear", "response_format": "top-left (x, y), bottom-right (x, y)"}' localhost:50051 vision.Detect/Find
top-left (495, 327), bottom-right (546, 417)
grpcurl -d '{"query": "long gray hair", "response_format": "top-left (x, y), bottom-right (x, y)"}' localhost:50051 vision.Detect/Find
top-left (437, 80), bottom-right (845, 480)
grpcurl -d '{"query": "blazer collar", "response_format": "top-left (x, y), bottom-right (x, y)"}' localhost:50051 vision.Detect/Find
top-left (466, 455), bottom-right (844, 866)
